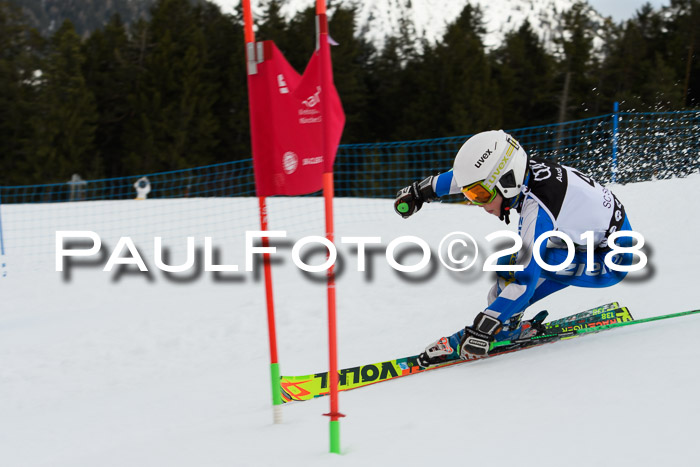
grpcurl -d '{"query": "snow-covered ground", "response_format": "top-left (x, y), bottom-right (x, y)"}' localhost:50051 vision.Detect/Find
top-left (1, 174), bottom-right (699, 466)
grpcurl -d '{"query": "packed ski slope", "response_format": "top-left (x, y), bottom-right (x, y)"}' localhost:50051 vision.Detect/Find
top-left (1, 174), bottom-right (699, 467)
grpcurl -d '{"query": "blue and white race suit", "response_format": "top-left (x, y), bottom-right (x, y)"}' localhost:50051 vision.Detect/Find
top-left (433, 157), bottom-right (634, 343)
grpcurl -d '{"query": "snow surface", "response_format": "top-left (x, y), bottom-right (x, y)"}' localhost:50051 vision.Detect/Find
top-left (1, 174), bottom-right (700, 466)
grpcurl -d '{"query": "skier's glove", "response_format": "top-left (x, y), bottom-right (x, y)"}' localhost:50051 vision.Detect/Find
top-left (459, 312), bottom-right (502, 359)
top-left (393, 175), bottom-right (439, 219)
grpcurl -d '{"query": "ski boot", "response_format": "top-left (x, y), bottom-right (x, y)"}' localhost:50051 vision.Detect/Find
top-left (493, 310), bottom-right (549, 341)
top-left (517, 310), bottom-right (549, 339)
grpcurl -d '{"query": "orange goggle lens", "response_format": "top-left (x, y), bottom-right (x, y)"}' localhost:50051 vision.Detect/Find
top-left (461, 181), bottom-right (497, 205)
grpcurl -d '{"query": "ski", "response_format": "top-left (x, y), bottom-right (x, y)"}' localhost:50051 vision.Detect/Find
top-left (493, 307), bottom-right (700, 350)
top-left (279, 302), bottom-right (630, 403)
top-left (543, 301), bottom-right (623, 330)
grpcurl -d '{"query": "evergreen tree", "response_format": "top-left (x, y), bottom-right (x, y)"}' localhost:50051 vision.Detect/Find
top-left (257, 0), bottom-right (288, 47)
top-left (198, 1), bottom-right (249, 165)
top-left (0, 1), bottom-right (42, 183)
top-left (327, 4), bottom-right (373, 143)
top-left (592, 17), bottom-right (622, 113)
top-left (276, 5), bottom-right (315, 73)
top-left (82, 14), bottom-right (133, 178)
top-left (492, 21), bottom-right (558, 128)
top-left (412, 4), bottom-right (500, 137)
top-left (21, 19), bottom-right (98, 184)
top-left (555, 1), bottom-right (598, 120)
top-left (366, 36), bottom-right (408, 141)
top-left (665, 0), bottom-right (700, 107)
top-left (364, 8), bottom-right (421, 141)
top-left (3, 0), bottom-right (698, 187)
top-left (122, 0), bottom-right (219, 174)
top-left (600, 4), bottom-right (684, 110)
top-left (10, 0), bottom-right (154, 38)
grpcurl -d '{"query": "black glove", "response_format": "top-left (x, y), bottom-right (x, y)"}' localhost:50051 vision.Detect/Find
top-left (459, 312), bottom-right (502, 359)
top-left (393, 175), bottom-right (439, 219)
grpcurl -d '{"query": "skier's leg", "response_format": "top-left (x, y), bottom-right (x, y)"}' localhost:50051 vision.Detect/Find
top-left (482, 252), bottom-right (569, 341)
top-left (489, 278), bottom-right (568, 340)
top-left (419, 218), bottom-right (636, 366)
top-left (539, 216), bottom-right (634, 289)
top-left (419, 278), bottom-right (569, 367)
top-left (486, 252), bottom-right (521, 305)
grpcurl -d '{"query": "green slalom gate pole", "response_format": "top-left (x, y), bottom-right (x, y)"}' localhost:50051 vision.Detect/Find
top-left (492, 308), bottom-right (700, 350)
top-left (270, 362), bottom-right (282, 404)
top-left (329, 420), bottom-right (340, 454)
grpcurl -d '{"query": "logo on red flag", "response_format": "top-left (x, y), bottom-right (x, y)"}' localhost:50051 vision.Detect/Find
top-left (283, 152), bottom-right (298, 174)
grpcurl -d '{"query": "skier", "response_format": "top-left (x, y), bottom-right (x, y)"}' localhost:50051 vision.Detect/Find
top-left (393, 130), bottom-right (635, 367)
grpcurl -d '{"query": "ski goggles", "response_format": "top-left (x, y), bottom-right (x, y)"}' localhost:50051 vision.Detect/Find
top-left (461, 180), bottom-right (497, 205)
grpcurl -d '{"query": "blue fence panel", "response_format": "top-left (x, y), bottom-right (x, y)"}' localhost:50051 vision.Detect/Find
top-left (615, 111), bottom-right (700, 184)
top-left (335, 110), bottom-right (699, 198)
top-left (0, 159), bottom-right (257, 204)
top-left (334, 114), bottom-right (617, 198)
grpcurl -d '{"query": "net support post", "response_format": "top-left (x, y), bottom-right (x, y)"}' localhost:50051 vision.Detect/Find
top-left (611, 101), bottom-right (620, 183)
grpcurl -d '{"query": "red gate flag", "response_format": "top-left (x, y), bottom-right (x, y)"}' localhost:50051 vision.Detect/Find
top-left (247, 37), bottom-right (345, 196)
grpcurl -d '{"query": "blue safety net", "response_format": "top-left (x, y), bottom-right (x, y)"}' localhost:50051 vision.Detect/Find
top-left (0, 110), bottom-right (698, 203)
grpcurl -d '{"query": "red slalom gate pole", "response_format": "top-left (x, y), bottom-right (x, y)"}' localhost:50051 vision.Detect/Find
top-left (242, 0), bottom-right (254, 44)
top-left (317, 0), bottom-right (343, 454)
top-left (322, 173), bottom-right (343, 453)
top-left (258, 196), bottom-right (282, 423)
top-left (243, 0), bottom-right (283, 424)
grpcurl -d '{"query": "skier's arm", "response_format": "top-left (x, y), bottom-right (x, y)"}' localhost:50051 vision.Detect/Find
top-left (394, 174), bottom-right (439, 218)
top-left (393, 171), bottom-right (461, 218)
top-left (459, 202), bottom-right (553, 358)
top-left (432, 170), bottom-right (461, 197)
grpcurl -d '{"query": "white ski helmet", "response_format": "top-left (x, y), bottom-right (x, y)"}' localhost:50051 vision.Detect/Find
top-left (452, 130), bottom-right (528, 201)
